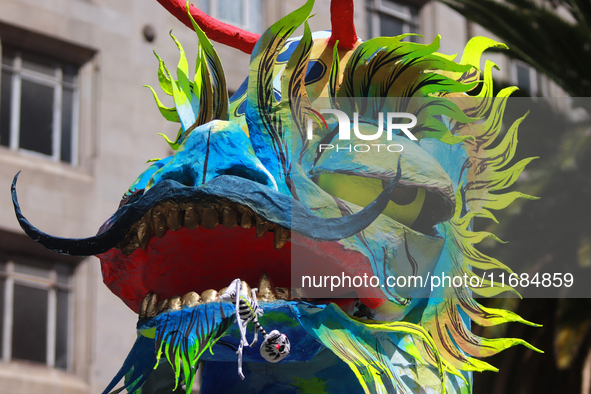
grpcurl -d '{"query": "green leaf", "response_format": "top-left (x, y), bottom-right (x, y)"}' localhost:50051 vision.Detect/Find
top-left (145, 85), bottom-right (180, 122)
top-left (153, 50), bottom-right (173, 96)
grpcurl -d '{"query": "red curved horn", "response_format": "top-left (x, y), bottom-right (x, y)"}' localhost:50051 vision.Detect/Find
top-left (156, 0), bottom-right (261, 54)
top-left (328, 0), bottom-right (358, 50)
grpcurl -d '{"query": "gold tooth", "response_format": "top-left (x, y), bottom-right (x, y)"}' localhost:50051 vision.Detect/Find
top-left (201, 289), bottom-right (219, 303)
top-left (152, 207), bottom-right (168, 238)
top-left (167, 206), bottom-right (183, 231)
top-left (139, 291), bottom-right (153, 318)
top-left (240, 212), bottom-right (253, 229)
top-left (274, 227), bottom-right (290, 249)
top-left (184, 206), bottom-right (200, 229)
top-left (275, 287), bottom-right (290, 300)
top-left (157, 298), bottom-right (169, 312)
top-left (181, 292), bottom-right (201, 307)
top-left (241, 280), bottom-right (252, 296)
top-left (146, 293), bottom-right (160, 318)
top-left (222, 205), bottom-right (239, 228)
top-left (201, 206), bottom-right (220, 229)
top-left (257, 272), bottom-right (277, 301)
top-left (138, 221), bottom-right (153, 250)
top-left (169, 296), bottom-right (181, 311)
top-left (255, 216), bottom-right (268, 238)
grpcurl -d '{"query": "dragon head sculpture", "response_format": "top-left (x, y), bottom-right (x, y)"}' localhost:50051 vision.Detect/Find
top-left (11, 1), bottom-right (541, 393)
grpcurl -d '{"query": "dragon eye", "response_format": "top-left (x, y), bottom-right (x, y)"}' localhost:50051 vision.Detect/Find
top-left (316, 173), bottom-right (426, 228)
top-left (279, 345), bottom-right (285, 352)
top-left (380, 181), bottom-right (418, 206)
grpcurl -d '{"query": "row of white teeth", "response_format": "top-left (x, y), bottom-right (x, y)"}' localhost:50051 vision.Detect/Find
top-left (118, 201), bottom-right (291, 255)
top-left (138, 272), bottom-right (291, 319)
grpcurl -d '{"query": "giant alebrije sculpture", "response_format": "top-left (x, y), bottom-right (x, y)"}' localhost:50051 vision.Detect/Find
top-left (11, 0), bottom-right (542, 392)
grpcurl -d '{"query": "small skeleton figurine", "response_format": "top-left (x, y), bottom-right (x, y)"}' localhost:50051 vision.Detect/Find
top-left (219, 279), bottom-right (290, 379)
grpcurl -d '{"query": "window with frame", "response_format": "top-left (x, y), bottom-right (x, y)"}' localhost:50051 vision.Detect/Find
top-left (512, 60), bottom-right (545, 97)
top-left (197, 0), bottom-right (262, 33)
top-left (366, 0), bottom-right (419, 40)
top-left (0, 45), bottom-right (79, 164)
top-left (0, 254), bottom-right (73, 370)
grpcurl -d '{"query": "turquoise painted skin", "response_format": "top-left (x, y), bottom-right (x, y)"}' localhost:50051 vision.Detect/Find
top-left (105, 1), bottom-right (542, 393)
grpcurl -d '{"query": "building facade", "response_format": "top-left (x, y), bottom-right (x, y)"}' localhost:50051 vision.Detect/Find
top-left (0, 0), bottom-right (554, 393)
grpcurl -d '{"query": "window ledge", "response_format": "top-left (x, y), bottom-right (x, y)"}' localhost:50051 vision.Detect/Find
top-left (0, 361), bottom-right (88, 394)
top-left (0, 147), bottom-right (93, 184)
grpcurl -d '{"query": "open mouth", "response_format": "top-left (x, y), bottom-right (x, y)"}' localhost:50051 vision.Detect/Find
top-left (12, 147), bottom-right (457, 329)
top-left (98, 190), bottom-right (387, 315)
top-left (13, 165), bottom-right (453, 318)
top-left (100, 197), bottom-right (294, 313)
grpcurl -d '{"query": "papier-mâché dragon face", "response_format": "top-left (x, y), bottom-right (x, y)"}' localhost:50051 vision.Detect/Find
top-left (11, 1), bottom-right (541, 393)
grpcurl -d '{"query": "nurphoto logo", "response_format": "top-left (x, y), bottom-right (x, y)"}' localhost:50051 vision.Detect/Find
top-left (307, 109), bottom-right (417, 153)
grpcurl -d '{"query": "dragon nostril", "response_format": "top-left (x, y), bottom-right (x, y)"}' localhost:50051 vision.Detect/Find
top-left (221, 166), bottom-right (277, 186)
top-left (148, 168), bottom-right (199, 189)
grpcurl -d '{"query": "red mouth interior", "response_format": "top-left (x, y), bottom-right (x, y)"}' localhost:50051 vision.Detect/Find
top-left (98, 225), bottom-right (385, 313)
